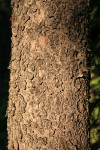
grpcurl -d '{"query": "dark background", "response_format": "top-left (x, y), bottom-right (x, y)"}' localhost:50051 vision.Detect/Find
top-left (0, 0), bottom-right (11, 149)
top-left (0, 0), bottom-right (100, 149)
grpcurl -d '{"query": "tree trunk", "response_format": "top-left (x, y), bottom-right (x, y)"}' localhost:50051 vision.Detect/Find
top-left (7, 0), bottom-right (90, 149)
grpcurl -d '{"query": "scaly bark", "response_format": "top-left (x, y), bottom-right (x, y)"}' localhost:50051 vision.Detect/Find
top-left (7, 0), bottom-right (90, 149)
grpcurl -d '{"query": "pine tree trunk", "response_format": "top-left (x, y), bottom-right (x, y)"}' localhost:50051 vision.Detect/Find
top-left (7, 0), bottom-right (90, 149)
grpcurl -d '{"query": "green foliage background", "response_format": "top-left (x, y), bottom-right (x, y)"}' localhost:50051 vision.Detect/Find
top-left (0, 0), bottom-right (100, 149)
top-left (90, 0), bottom-right (100, 149)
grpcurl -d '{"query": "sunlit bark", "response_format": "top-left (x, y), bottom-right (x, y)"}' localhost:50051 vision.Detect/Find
top-left (7, 0), bottom-right (90, 149)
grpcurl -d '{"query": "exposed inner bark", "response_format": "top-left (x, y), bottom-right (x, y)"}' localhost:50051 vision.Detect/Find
top-left (8, 0), bottom-right (90, 149)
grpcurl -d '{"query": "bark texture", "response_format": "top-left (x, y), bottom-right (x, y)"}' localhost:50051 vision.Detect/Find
top-left (8, 0), bottom-right (90, 149)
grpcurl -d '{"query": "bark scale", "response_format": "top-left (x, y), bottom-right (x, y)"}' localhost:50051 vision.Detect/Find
top-left (7, 0), bottom-right (90, 149)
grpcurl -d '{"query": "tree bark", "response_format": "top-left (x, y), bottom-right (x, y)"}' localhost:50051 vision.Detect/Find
top-left (7, 0), bottom-right (90, 149)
